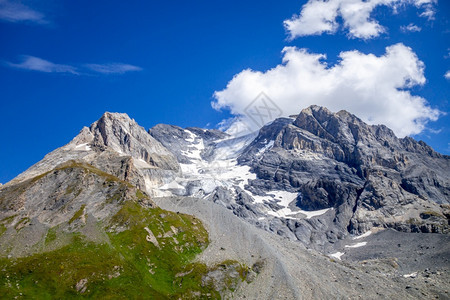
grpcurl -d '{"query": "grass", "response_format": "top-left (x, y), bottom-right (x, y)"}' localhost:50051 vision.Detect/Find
top-left (420, 211), bottom-right (445, 219)
top-left (0, 234), bottom-right (157, 299)
top-left (0, 200), bottom-right (249, 299)
top-left (135, 189), bottom-right (147, 200)
top-left (0, 215), bottom-right (16, 237)
top-left (1, 214), bottom-right (17, 224)
top-left (44, 227), bottom-right (58, 245)
top-left (69, 205), bottom-right (86, 224)
top-left (0, 224), bottom-right (6, 238)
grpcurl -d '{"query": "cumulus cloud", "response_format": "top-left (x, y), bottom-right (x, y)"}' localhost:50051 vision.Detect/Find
top-left (0, 0), bottom-right (46, 24)
top-left (400, 23), bottom-right (421, 32)
top-left (212, 43), bottom-right (440, 137)
top-left (7, 56), bottom-right (78, 74)
top-left (445, 71), bottom-right (450, 80)
top-left (6, 56), bottom-right (143, 75)
top-left (84, 63), bottom-right (143, 74)
top-left (284, 0), bottom-right (436, 39)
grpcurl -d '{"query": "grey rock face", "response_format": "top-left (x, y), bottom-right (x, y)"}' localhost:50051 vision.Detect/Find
top-left (237, 105), bottom-right (449, 248)
top-left (89, 112), bottom-right (179, 171)
top-left (148, 124), bottom-right (196, 164)
top-left (149, 124), bottom-right (229, 164)
top-left (185, 127), bottom-right (229, 142)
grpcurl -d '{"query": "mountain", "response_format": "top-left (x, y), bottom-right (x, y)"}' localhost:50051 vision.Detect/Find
top-left (149, 105), bottom-right (449, 249)
top-left (0, 107), bottom-right (449, 299)
top-left (236, 106), bottom-right (449, 246)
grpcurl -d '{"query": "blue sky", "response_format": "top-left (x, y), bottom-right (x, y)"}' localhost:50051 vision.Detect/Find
top-left (0, 0), bottom-right (449, 183)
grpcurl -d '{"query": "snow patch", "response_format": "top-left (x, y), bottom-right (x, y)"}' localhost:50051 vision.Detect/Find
top-left (403, 272), bottom-right (417, 278)
top-left (329, 252), bottom-right (344, 260)
top-left (252, 189), bottom-right (330, 220)
top-left (299, 208), bottom-right (331, 219)
top-left (213, 132), bottom-right (258, 160)
top-left (345, 242), bottom-right (367, 248)
top-left (268, 207), bottom-right (330, 220)
top-left (181, 138), bottom-right (204, 160)
top-left (180, 163), bottom-right (200, 176)
top-left (74, 143), bottom-right (91, 151)
top-left (353, 230), bottom-right (372, 240)
top-left (160, 180), bottom-right (185, 190)
top-left (184, 130), bottom-right (196, 143)
top-left (251, 190), bottom-right (297, 205)
top-left (256, 140), bottom-right (274, 156)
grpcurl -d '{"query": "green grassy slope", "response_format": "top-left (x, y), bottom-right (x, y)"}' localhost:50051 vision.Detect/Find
top-left (0, 200), bottom-right (248, 299)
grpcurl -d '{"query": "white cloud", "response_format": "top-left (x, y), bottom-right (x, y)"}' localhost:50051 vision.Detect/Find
top-left (284, 0), bottom-right (340, 37)
top-left (212, 43), bottom-right (440, 137)
top-left (0, 0), bottom-right (46, 24)
top-left (7, 56), bottom-right (78, 74)
top-left (445, 71), bottom-right (450, 80)
top-left (84, 63), bottom-right (143, 74)
top-left (416, 0), bottom-right (436, 20)
top-left (284, 0), bottom-right (436, 40)
top-left (6, 56), bottom-right (143, 75)
top-left (400, 23), bottom-right (421, 32)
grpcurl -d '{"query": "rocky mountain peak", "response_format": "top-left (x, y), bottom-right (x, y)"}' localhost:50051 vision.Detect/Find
top-left (299, 105), bottom-right (333, 119)
top-left (236, 105), bottom-right (449, 242)
top-left (290, 105), bottom-right (446, 163)
top-left (86, 112), bottom-right (179, 171)
top-left (90, 112), bottom-right (135, 144)
top-left (185, 127), bottom-right (229, 141)
top-left (295, 105), bottom-right (387, 146)
top-left (100, 111), bottom-right (132, 121)
top-left (6, 112), bottom-right (181, 190)
top-left (90, 112), bottom-right (140, 147)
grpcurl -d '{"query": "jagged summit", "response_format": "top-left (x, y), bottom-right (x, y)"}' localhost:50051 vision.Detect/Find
top-left (296, 105), bottom-right (398, 147)
top-left (295, 105), bottom-right (443, 158)
top-left (88, 111), bottom-right (178, 170)
top-left (101, 111), bottom-right (131, 118)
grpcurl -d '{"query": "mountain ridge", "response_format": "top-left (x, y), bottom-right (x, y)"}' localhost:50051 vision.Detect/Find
top-left (2, 106), bottom-right (449, 245)
top-left (0, 105), bottom-right (449, 298)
